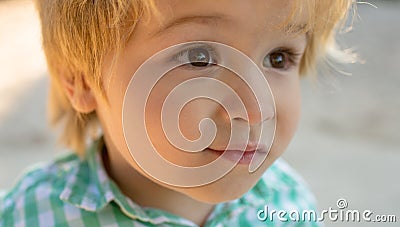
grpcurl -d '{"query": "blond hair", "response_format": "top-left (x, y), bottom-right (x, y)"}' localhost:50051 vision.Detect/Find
top-left (34, 0), bottom-right (355, 156)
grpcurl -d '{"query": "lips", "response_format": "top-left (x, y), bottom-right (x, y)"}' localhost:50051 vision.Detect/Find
top-left (208, 144), bottom-right (268, 165)
top-left (210, 143), bottom-right (266, 152)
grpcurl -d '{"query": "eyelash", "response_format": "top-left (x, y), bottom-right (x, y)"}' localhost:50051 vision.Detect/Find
top-left (173, 44), bottom-right (219, 70)
top-left (172, 44), bottom-right (303, 72)
top-left (263, 47), bottom-right (303, 71)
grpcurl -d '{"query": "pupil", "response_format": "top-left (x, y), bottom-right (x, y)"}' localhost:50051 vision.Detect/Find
top-left (270, 53), bottom-right (285, 68)
top-left (189, 48), bottom-right (210, 67)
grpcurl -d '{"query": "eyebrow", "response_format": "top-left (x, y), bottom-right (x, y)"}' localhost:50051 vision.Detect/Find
top-left (152, 15), bottom-right (226, 37)
top-left (152, 14), bottom-right (308, 38)
top-left (281, 23), bottom-right (309, 35)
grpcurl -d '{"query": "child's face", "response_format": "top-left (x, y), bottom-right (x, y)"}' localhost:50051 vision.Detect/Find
top-left (95, 0), bottom-right (306, 203)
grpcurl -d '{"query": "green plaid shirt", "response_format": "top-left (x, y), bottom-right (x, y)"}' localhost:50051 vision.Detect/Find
top-left (0, 140), bottom-right (321, 227)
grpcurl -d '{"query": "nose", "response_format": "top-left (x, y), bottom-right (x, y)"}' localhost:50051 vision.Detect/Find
top-left (214, 43), bottom-right (276, 125)
top-left (220, 91), bottom-right (275, 125)
top-left (215, 68), bottom-right (275, 126)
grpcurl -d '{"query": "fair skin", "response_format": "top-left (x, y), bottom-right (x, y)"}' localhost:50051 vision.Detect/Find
top-left (64, 0), bottom-right (307, 225)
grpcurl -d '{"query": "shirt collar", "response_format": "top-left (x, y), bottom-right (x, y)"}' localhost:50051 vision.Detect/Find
top-left (59, 138), bottom-right (198, 226)
top-left (58, 138), bottom-right (273, 226)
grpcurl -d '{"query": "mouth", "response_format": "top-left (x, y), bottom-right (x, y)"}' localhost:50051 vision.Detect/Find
top-left (207, 144), bottom-right (268, 165)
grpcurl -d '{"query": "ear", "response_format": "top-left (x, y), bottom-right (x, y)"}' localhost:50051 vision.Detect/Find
top-left (60, 74), bottom-right (97, 114)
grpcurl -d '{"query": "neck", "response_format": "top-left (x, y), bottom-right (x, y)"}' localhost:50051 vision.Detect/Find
top-left (102, 136), bottom-right (215, 226)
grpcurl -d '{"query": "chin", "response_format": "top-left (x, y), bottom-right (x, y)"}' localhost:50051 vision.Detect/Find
top-left (181, 175), bottom-right (260, 204)
top-left (186, 187), bottom-right (252, 204)
top-left (184, 193), bottom-right (241, 205)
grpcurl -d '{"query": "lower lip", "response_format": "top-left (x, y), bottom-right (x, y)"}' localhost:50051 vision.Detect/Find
top-left (209, 149), bottom-right (257, 165)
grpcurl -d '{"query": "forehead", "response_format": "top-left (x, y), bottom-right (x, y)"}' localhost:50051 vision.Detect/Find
top-left (150, 0), bottom-right (311, 36)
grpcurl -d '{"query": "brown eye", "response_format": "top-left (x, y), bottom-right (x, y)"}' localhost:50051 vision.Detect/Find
top-left (263, 51), bottom-right (291, 70)
top-left (174, 44), bottom-right (218, 70)
top-left (188, 47), bottom-right (212, 67)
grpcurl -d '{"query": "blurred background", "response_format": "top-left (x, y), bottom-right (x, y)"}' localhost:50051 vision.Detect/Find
top-left (0, 0), bottom-right (399, 226)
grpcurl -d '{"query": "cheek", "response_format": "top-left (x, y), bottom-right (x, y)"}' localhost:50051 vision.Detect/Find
top-left (96, 88), bottom-right (125, 149)
top-left (95, 63), bottom-right (139, 165)
top-left (270, 75), bottom-right (301, 153)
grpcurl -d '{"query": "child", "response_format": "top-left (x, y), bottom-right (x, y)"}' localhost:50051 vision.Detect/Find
top-left (0, 0), bottom-right (354, 226)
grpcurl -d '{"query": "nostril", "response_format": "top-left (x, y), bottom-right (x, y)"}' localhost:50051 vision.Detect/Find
top-left (245, 110), bottom-right (274, 125)
top-left (213, 89), bottom-right (276, 125)
top-left (262, 106), bottom-right (275, 122)
top-left (230, 105), bottom-right (275, 125)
